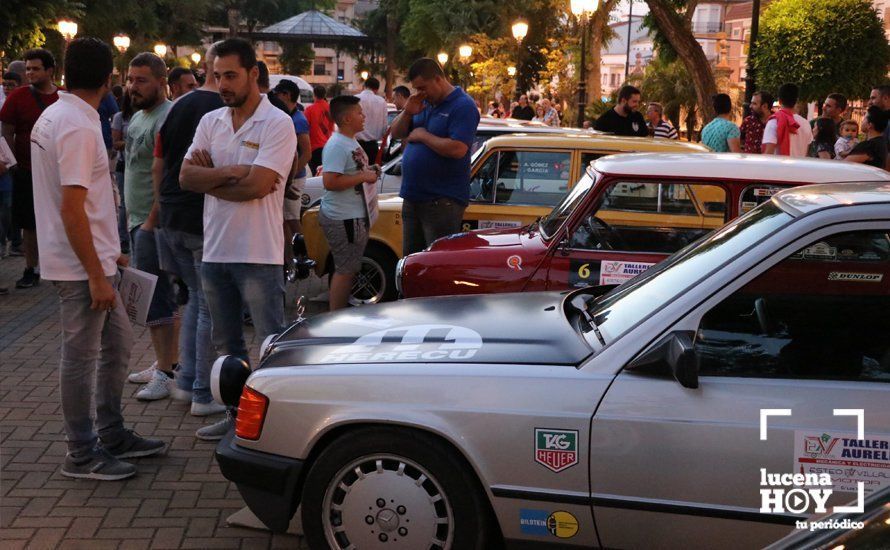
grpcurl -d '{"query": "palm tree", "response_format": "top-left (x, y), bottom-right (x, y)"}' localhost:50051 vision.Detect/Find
top-left (632, 56), bottom-right (699, 140)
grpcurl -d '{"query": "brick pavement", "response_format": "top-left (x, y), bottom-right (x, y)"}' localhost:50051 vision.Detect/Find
top-left (1, 255), bottom-right (326, 549)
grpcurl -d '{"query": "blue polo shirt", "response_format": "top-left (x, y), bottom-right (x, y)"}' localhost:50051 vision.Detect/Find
top-left (400, 87), bottom-right (480, 205)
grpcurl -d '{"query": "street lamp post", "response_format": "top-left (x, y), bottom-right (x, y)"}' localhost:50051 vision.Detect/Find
top-left (437, 52), bottom-right (449, 66)
top-left (154, 44), bottom-right (168, 58)
top-left (511, 20), bottom-right (528, 98)
top-left (571, 0), bottom-right (598, 128)
top-left (190, 51), bottom-right (201, 66)
top-left (458, 44), bottom-right (472, 89)
top-left (57, 20), bottom-right (78, 86)
top-left (113, 34), bottom-right (130, 83)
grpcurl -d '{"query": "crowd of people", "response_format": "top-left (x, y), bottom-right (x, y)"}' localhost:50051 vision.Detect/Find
top-left (0, 35), bottom-right (482, 480)
top-left (3, 32), bottom-right (889, 481)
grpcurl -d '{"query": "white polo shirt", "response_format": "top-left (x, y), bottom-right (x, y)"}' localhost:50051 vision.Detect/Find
top-left (355, 89), bottom-right (388, 142)
top-left (31, 92), bottom-right (120, 281)
top-left (185, 95), bottom-right (297, 264)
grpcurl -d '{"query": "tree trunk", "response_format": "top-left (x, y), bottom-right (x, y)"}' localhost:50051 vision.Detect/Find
top-left (586, 0), bottom-right (619, 107)
top-left (227, 7), bottom-right (240, 38)
top-left (645, 0), bottom-right (717, 121)
top-left (384, 4), bottom-right (398, 100)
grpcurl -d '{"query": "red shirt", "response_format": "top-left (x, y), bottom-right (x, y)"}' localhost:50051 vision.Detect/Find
top-left (0, 86), bottom-right (60, 169)
top-left (739, 114), bottom-right (766, 154)
top-left (304, 99), bottom-right (333, 151)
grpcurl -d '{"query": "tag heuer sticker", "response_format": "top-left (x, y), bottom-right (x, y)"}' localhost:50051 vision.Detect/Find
top-left (535, 428), bottom-right (578, 472)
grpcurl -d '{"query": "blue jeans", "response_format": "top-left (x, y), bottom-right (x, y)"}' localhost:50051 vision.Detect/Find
top-left (53, 275), bottom-right (133, 453)
top-left (0, 189), bottom-right (12, 247)
top-left (158, 228), bottom-right (214, 403)
top-left (130, 227), bottom-right (177, 325)
top-left (201, 262), bottom-right (285, 362)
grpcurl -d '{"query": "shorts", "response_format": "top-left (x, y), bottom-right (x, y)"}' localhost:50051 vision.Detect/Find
top-left (319, 212), bottom-right (368, 275)
top-left (11, 168), bottom-right (36, 230)
top-left (284, 176), bottom-right (306, 221)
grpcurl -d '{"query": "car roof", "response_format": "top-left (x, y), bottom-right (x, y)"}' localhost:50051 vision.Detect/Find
top-left (593, 152), bottom-right (890, 183)
top-left (773, 182), bottom-right (890, 215)
top-left (480, 132), bottom-right (711, 151)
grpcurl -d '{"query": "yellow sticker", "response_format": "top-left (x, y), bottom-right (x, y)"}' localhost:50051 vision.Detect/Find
top-left (240, 140), bottom-right (260, 150)
top-left (546, 510), bottom-right (579, 539)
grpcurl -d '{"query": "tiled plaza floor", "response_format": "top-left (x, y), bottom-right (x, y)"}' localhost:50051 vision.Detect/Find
top-left (1, 254), bottom-right (325, 549)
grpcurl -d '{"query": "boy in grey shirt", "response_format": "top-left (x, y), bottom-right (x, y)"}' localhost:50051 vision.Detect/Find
top-left (319, 95), bottom-right (379, 310)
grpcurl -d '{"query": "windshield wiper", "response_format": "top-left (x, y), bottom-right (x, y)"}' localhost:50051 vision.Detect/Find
top-left (570, 295), bottom-right (605, 346)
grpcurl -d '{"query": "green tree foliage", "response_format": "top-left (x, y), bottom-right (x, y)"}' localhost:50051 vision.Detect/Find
top-left (631, 56), bottom-right (697, 135)
top-left (279, 42), bottom-right (315, 75)
top-left (752, 0), bottom-right (890, 101)
top-left (1, 0), bottom-right (83, 59)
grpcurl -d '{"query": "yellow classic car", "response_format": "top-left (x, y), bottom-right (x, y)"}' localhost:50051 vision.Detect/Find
top-left (302, 132), bottom-right (710, 304)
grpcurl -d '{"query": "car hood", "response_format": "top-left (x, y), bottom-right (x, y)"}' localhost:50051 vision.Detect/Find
top-left (426, 227), bottom-right (524, 252)
top-left (263, 292), bottom-right (591, 367)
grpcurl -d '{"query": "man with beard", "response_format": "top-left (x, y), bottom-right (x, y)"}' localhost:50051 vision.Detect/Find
top-left (593, 85), bottom-right (648, 136)
top-left (180, 38), bottom-right (296, 437)
top-left (124, 52), bottom-right (178, 401)
top-left (0, 49), bottom-right (61, 289)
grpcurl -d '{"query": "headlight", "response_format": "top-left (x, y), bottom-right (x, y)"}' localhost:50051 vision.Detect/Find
top-left (210, 355), bottom-right (252, 407)
top-left (259, 333), bottom-right (278, 360)
top-left (395, 257), bottom-right (406, 296)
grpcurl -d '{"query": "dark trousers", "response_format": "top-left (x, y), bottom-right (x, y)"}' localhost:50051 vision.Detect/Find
top-left (357, 140), bottom-right (379, 165)
top-left (401, 197), bottom-right (467, 256)
top-left (309, 148), bottom-right (324, 177)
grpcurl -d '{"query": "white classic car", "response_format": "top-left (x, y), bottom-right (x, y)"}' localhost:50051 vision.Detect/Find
top-left (214, 182), bottom-right (890, 549)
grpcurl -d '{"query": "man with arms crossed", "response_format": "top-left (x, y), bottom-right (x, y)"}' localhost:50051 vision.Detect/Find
top-left (180, 38), bottom-right (296, 437)
top-left (32, 38), bottom-right (166, 480)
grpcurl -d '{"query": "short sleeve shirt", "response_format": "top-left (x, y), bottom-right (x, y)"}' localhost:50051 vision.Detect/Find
top-left (30, 93), bottom-right (119, 280)
top-left (185, 95), bottom-right (297, 264)
top-left (292, 110), bottom-right (310, 178)
top-left (305, 99), bottom-right (333, 150)
top-left (739, 115), bottom-right (765, 154)
top-left (320, 132), bottom-right (369, 220)
top-left (762, 114), bottom-right (813, 158)
top-left (848, 136), bottom-right (888, 168)
top-left (399, 87), bottom-right (480, 205)
top-left (124, 100), bottom-right (172, 230)
top-left (701, 117), bottom-right (740, 152)
top-left (0, 86), bottom-right (60, 169)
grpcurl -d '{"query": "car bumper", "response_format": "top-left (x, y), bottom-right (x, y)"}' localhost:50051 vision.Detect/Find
top-left (215, 429), bottom-right (304, 532)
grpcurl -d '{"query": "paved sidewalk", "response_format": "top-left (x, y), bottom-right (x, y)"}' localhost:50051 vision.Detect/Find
top-left (1, 255), bottom-right (326, 549)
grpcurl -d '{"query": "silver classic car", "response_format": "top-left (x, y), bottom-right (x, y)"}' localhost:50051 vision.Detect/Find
top-left (213, 183), bottom-right (890, 549)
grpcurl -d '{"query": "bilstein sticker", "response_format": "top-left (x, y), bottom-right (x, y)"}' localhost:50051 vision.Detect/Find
top-left (827, 272), bottom-right (883, 283)
top-left (519, 509), bottom-right (579, 539)
top-left (535, 428), bottom-right (578, 472)
top-left (320, 324), bottom-right (483, 363)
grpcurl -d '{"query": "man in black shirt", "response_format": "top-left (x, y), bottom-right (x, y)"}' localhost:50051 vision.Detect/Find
top-left (511, 94), bottom-right (534, 120)
top-left (153, 42), bottom-right (229, 433)
top-left (593, 85), bottom-right (648, 137)
top-left (846, 105), bottom-right (888, 169)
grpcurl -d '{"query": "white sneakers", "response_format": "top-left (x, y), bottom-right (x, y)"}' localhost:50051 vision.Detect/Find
top-left (128, 362), bottom-right (158, 384)
top-left (135, 369), bottom-right (173, 401)
top-left (190, 401), bottom-right (227, 417)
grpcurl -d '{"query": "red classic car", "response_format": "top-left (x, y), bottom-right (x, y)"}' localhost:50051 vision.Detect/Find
top-left (397, 153), bottom-right (890, 298)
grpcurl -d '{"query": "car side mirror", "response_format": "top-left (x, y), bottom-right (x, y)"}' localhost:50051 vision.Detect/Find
top-left (627, 331), bottom-right (699, 389)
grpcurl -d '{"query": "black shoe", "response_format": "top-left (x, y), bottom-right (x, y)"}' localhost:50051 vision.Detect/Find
top-left (15, 268), bottom-right (39, 289)
top-left (101, 429), bottom-right (168, 459)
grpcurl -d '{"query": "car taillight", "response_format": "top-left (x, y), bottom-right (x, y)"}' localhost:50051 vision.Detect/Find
top-left (235, 386), bottom-right (269, 440)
